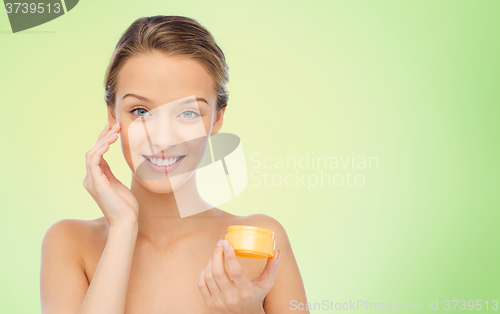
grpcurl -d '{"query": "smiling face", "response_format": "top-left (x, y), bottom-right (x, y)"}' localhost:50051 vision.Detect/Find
top-left (108, 50), bottom-right (225, 194)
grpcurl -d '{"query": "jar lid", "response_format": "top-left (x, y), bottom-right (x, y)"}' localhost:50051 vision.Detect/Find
top-left (227, 225), bottom-right (274, 235)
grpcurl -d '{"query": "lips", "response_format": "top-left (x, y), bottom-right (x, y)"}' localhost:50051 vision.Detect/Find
top-left (142, 154), bottom-right (185, 166)
top-left (145, 153), bottom-right (184, 160)
top-left (141, 154), bottom-right (186, 173)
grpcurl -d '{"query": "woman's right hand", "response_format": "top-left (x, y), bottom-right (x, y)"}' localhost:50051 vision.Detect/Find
top-left (83, 122), bottom-right (139, 227)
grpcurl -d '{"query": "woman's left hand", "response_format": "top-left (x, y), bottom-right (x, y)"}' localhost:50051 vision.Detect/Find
top-left (198, 239), bottom-right (281, 314)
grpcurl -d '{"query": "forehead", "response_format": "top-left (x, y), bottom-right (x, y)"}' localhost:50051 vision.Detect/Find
top-left (116, 50), bottom-right (216, 105)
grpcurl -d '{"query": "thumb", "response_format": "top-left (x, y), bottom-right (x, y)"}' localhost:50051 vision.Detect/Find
top-left (252, 249), bottom-right (280, 290)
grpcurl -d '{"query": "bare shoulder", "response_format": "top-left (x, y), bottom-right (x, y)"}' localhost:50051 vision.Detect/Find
top-left (42, 217), bottom-right (108, 254)
top-left (234, 213), bottom-right (286, 232)
top-left (44, 216), bottom-right (108, 239)
top-left (41, 218), bottom-right (107, 313)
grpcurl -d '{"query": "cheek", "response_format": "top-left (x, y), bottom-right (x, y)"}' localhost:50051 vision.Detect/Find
top-left (119, 124), bottom-right (131, 149)
top-left (202, 115), bottom-right (213, 133)
top-left (118, 124), bottom-right (137, 166)
top-left (123, 121), bottom-right (148, 151)
top-left (184, 136), bottom-right (209, 155)
top-left (175, 119), bottom-right (210, 141)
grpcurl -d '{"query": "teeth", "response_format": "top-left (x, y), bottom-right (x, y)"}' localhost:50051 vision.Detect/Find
top-left (147, 156), bottom-right (180, 167)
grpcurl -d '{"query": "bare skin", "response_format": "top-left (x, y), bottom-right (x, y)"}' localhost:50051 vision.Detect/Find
top-left (40, 50), bottom-right (309, 314)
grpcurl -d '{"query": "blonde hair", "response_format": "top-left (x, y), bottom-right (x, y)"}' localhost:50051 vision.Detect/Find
top-left (104, 15), bottom-right (229, 112)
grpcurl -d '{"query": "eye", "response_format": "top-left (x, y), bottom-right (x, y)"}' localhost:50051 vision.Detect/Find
top-left (130, 107), bottom-right (151, 116)
top-left (179, 110), bottom-right (201, 119)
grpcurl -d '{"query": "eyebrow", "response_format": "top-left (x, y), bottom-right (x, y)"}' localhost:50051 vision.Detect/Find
top-left (122, 93), bottom-right (209, 106)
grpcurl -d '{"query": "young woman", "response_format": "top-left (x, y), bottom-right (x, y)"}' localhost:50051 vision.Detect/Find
top-left (40, 15), bottom-right (309, 314)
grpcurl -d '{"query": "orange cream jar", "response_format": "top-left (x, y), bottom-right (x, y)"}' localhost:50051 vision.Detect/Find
top-left (224, 225), bottom-right (275, 259)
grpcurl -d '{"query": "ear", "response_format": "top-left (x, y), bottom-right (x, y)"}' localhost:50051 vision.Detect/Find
top-left (211, 106), bottom-right (226, 135)
top-left (107, 105), bottom-right (117, 126)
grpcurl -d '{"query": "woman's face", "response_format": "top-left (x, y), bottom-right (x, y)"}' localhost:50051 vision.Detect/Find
top-left (108, 50), bottom-right (225, 194)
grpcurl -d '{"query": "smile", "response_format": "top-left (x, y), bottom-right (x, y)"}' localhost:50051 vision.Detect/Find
top-left (142, 155), bottom-right (185, 167)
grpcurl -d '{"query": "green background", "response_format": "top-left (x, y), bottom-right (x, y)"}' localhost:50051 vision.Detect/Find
top-left (1, 0), bottom-right (498, 312)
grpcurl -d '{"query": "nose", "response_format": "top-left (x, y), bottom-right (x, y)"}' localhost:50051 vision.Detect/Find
top-left (145, 116), bottom-right (178, 153)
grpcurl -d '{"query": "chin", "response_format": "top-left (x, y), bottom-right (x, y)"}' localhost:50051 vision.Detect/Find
top-left (135, 171), bottom-right (194, 194)
top-left (140, 179), bottom-right (175, 194)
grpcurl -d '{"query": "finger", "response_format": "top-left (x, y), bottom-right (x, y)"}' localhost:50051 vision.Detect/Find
top-left (221, 240), bottom-right (250, 286)
top-left (205, 257), bottom-right (222, 296)
top-left (253, 249), bottom-right (280, 289)
top-left (86, 123), bottom-right (121, 170)
top-left (197, 268), bottom-right (211, 300)
top-left (100, 157), bottom-right (118, 182)
top-left (90, 131), bottom-right (120, 175)
top-left (94, 122), bottom-right (121, 148)
top-left (89, 141), bottom-right (111, 185)
top-left (95, 122), bottom-right (111, 144)
top-left (84, 123), bottom-right (117, 190)
top-left (85, 128), bottom-right (121, 192)
top-left (212, 242), bottom-right (235, 291)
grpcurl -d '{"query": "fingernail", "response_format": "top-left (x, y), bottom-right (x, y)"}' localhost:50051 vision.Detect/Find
top-left (109, 133), bottom-right (117, 138)
top-left (113, 122), bottom-right (120, 128)
top-left (106, 122), bottom-right (110, 127)
top-left (217, 239), bottom-right (223, 247)
top-left (222, 239), bottom-right (231, 250)
top-left (277, 250), bottom-right (281, 262)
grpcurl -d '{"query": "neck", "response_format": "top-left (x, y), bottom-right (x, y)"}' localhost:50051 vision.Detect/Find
top-left (130, 171), bottom-right (222, 247)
